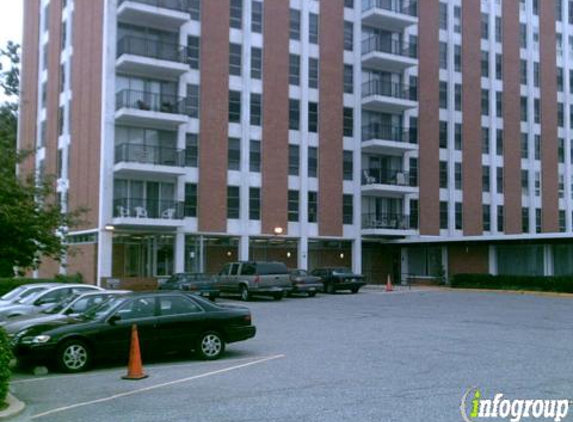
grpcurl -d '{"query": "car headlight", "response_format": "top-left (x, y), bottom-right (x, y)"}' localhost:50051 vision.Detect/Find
top-left (21, 334), bottom-right (51, 345)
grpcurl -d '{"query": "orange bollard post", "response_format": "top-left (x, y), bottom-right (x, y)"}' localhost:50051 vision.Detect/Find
top-left (385, 274), bottom-right (394, 292)
top-left (122, 324), bottom-right (148, 380)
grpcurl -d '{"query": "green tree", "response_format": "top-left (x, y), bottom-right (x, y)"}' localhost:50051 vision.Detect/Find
top-left (0, 41), bottom-right (83, 277)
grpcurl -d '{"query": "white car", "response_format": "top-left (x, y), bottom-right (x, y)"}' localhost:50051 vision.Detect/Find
top-left (0, 283), bottom-right (61, 308)
top-left (0, 284), bottom-right (103, 320)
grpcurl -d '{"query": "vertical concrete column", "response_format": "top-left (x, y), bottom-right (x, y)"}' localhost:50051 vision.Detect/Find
top-left (175, 231), bottom-right (185, 273)
top-left (97, 230), bottom-right (113, 286)
top-left (400, 248), bottom-right (408, 285)
top-left (544, 244), bottom-right (554, 276)
top-left (352, 240), bottom-right (362, 276)
top-left (298, 237), bottom-right (309, 270)
top-left (239, 235), bottom-right (250, 261)
top-left (488, 246), bottom-right (497, 275)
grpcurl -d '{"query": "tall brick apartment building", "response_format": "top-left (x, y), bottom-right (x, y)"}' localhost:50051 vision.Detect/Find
top-left (18, 0), bottom-right (573, 285)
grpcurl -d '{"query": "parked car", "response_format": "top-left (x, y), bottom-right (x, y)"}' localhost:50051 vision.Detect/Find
top-left (9, 291), bottom-right (256, 372)
top-left (288, 270), bottom-right (322, 297)
top-left (0, 290), bottom-right (131, 332)
top-left (158, 273), bottom-right (219, 301)
top-left (0, 283), bottom-right (61, 308)
top-left (310, 267), bottom-right (366, 294)
top-left (0, 284), bottom-right (103, 320)
top-left (215, 261), bottom-right (292, 301)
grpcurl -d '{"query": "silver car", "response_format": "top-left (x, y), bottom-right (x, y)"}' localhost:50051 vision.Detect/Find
top-left (0, 284), bottom-right (103, 320)
top-left (0, 283), bottom-right (60, 308)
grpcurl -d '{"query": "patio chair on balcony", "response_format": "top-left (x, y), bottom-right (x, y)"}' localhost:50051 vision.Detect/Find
top-left (363, 170), bottom-right (376, 184)
top-left (116, 205), bottom-right (130, 218)
top-left (136, 100), bottom-right (150, 110)
top-left (161, 208), bottom-right (176, 219)
top-left (395, 172), bottom-right (406, 186)
top-left (135, 206), bottom-right (148, 218)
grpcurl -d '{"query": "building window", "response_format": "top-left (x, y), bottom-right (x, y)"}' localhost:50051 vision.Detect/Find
top-left (343, 194), bottom-right (353, 225)
top-left (497, 205), bottom-right (504, 232)
top-left (522, 208), bottom-right (529, 232)
top-left (249, 188), bottom-right (260, 220)
top-left (482, 127), bottom-right (490, 154)
top-left (454, 45), bottom-right (461, 72)
top-left (289, 144), bottom-right (299, 176)
top-left (187, 36), bottom-right (200, 69)
top-left (252, 1), bottom-right (262, 33)
top-left (440, 202), bottom-right (448, 229)
top-left (481, 51), bottom-right (489, 77)
top-left (230, 0), bottom-right (242, 29)
top-left (439, 42), bottom-right (447, 70)
top-left (481, 13), bottom-right (489, 40)
top-left (229, 43), bottom-right (242, 76)
top-left (344, 21), bottom-right (353, 51)
top-left (343, 151), bottom-right (353, 181)
top-left (439, 161), bottom-right (448, 188)
top-left (289, 54), bottom-right (300, 86)
top-left (521, 169), bottom-right (529, 195)
top-left (535, 208), bottom-right (541, 233)
top-left (557, 67), bottom-right (564, 92)
top-left (496, 92), bottom-right (503, 118)
top-left (229, 91), bottom-right (241, 123)
top-left (290, 9), bottom-right (301, 41)
top-left (309, 13), bottom-right (319, 44)
top-left (481, 89), bottom-right (489, 116)
top-left (409, 157), bottom-right (418, 186)
top-left (534, 99), bottom-right (541, 124)
top-left (497, 167), bottom-right (503, 194)
top-left (439, 3), bottom-right (447, 30)
top-left (228, 138), bottom-right (241, 171)
top-left (308, 146), bottom-right (318, 178)
top-left (455, 202), bottom-right (462, 230)
top-left (454, 123), bottom-right (462, 150)
top-left (288, 190), bottom-right (299, 222)
top-left (439, 81), bottom-right (448, 109)
top-left (308, 102), bottom-right (318, 133)
top-left (344, 65), bottom-right (353, 94)
top-left (454, 84), bottom-right (462, 111)
top-left (483, 205), bottom-right (491, 232)
top-left (521, 133), bottom-right (528, 158)
top-left (495, 54), bottom-right (502, 80)
top-left (58, 106), bottom-right (65, 136)
top-left (184, 184), bottom-right (197, 217)
top-left (559, 138), bottom-right (565, 163)
top-left (439, 121), bottom-right (448, 149)
top-left (227, 186), bottom-right (240, 219)
top-left (308, 191), bottom-right (318, 223)
top-left (250, 140), bottom-right (260, 173)
top-left (520, 23), bottom-right (527, 49)
top-left (520, 96), bottom-right (527, 122)
top-left (309, 58), bottom-right (319, 89)
top-left (250, 93), bottom-right (261, 126)
top-left (558, 102), bottom-right (565, 127)
top-left (534, 62), bottom-right (540, 87)
top-left (185, 134), bottom-right (198, 167)
top-left (343, 108), bottom-right (353, 137)
top-left (189, 0), bottom-right (200, 20)
top-left (559, 210), bottom-right (566, 232)
top-left (482, 166), bottom-right (490, 192)
top-left (410, 199), bottom-right (419, 229)
top-left (455, 163), bottom-right (462, 190)
top-left (534, 135), bottom-right (541, 160)
top-left (496, 129), bottom-right (503, 156)
top-left (251, 47), bottom-right (262, 79)
top-left (495, 16), bottom-right (502, 43)
top-left (186, 84), bottom-right (199, 118)
top-left (289, 99), bottom-right (300, 131)
top-left (453, 6), bottom-right (461, 33)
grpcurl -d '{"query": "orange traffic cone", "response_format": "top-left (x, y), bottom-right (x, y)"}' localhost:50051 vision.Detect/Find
top-left (385, 274), bottom-right (394, 292)
top-left (122, 324), bottom-right (148, 380)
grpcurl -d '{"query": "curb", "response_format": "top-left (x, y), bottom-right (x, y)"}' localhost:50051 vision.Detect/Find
top-left (0, 393), bottom-right (25, 420)
top-left (441, 287), bottom-right (573, 299)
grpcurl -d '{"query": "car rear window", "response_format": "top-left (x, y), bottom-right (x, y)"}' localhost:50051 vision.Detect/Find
top-left (256, 262), bottom-right (288, 275)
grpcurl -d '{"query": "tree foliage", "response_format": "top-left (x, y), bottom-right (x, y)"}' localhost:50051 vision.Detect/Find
top-left (0, 41), bottom-right (84, 277)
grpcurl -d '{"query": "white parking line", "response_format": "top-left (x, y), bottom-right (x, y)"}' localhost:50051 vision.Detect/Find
top-left (29, 354), bottom-right (285, 420)
top-left (12, 355), bottom-right (272, 385)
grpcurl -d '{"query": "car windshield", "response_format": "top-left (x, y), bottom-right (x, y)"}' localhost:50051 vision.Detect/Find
top-left (82, 296), bottom-right (126, 320)
top-left (17, 289), bottom-right (49, 305)
top-left (43, 294), bottom-right (79, 315)
top-left (332, 268), bottom-right (352, 274)
top-left (12, 286), bottom-right (50, 303)
top-left (0, 286), bottom-right (27, 301)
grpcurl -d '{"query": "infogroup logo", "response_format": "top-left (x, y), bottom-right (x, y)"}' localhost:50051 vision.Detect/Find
top-left (460, 387), bottom-right (570, 422)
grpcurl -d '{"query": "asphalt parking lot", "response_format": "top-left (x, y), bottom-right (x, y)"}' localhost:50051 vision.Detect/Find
top-left (8, 288), bottom-right (573, 422)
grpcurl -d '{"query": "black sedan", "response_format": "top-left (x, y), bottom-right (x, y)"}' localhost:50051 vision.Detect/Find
top-left (288, 270), bottom-right (323, 297)
top-left (9, 291), bottom-right (256, 372)
top-left (158, 273), bottom-right (220, 301)
top-left (310, 267), bottom-right (366, 294)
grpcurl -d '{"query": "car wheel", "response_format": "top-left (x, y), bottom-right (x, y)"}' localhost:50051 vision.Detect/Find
top-left (57, 339), bottom-right (92, 373)
top-left (196, 332), bottom-right (225, 360)
top-left (308, 291), bottom-right (317, 298)
top-left (273, 292), bottom-right (283, 301)
top-left (326, 283), bottom-right (336, 294)
top-left (240, 285), bottom-right (251, 302)
top-left (350, 287), bottom-right (359, 294)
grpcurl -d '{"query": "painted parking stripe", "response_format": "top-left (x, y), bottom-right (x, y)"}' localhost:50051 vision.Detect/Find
top-left (29, 354), bottom-right (285, 420)
top-left (12, 355), bottom-right (273, 385)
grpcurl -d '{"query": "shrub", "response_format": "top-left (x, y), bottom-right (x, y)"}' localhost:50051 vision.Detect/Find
top-left (0, 328), bottom-right (12, 407)
top-left (450, 273), bottom-right (573, 293)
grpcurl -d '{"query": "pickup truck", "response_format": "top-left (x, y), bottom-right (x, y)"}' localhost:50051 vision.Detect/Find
top-left (214, 261), bottom-right (292, 301)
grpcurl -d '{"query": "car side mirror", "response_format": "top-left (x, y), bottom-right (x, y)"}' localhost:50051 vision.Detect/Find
top-left (108, 314), bottom-right (121, 325)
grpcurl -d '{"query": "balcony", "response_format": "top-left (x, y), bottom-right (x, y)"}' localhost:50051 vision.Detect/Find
top-left (362, 37), bottom-right (417, 72)
top-left (362, 168), bottom-right (418, 197)
top-left (115, 89), bottom-right (190, 130)
top-left (361, 212), bottom-right (416, 237)
top-left (362, 80), bottom-right (417, 113)
top-left (117, 0), bottom-right (191, 30)
top-left (361, 124), bottom-right (418, 155)
top-left (114, 144), bottom-right (186, 177)
top-left (113, 198), bottom-right (185, 228)
top-left (362, 0), bottom-right (418, 31)
top-left (116, 36), bottom-right (189, 80)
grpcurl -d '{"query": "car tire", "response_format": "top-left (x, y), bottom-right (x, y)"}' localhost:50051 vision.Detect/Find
top-left (326, 283), bottom-right (336, 294)
top-left (57, 339), bottom-right (92, 373)
top-left (273, 292), bottom-right (283, 301)
top-left (350, 287), bottom-right (360, 294)
top-left (240, 285), bottom-right (251, 302)
top-left (196, 332), bottom-right (225, 360)
top-left (308, 291), bottom-right (317, 298)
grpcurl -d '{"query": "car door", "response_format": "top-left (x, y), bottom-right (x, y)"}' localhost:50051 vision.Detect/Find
top-left (94, 296), bottom-right (160, 360)
top-left (154, 295), bottom-right (207, 354)
top-left (214, 263), bottom-right (231, 291)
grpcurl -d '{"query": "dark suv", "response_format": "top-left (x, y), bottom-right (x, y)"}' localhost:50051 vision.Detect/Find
top-left (214, 261), bottom-right (292, 301)
top-left (311, 267), bottom-right (366, 294)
